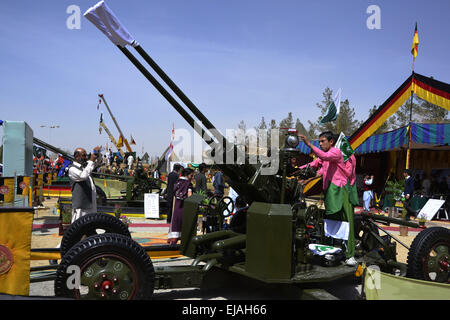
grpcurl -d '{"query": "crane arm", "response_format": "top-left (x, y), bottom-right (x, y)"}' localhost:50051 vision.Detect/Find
top-left (100, 120), bottom-right (125, 157)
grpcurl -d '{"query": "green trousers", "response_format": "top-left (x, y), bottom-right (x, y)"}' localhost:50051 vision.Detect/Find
top-left (324, 183), bottom-right (355, 259)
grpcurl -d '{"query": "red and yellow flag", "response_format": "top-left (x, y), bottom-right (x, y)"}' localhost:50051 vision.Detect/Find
top-left (411, 23), bottom-right (419, 60)
top-left (116, 135), bottom-right (124, 148)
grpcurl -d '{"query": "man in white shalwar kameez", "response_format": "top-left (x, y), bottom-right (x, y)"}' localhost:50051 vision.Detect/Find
top-left (363, 175), bottom-right (374, 212)
top-left (68, 147), bottom-right (101, 222)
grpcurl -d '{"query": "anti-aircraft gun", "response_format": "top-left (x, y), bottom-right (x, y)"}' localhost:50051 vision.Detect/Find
top-left (54, 2), bottom-right (449, 300)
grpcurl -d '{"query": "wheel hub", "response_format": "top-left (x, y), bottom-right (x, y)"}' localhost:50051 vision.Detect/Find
top-left (439, 259), bottom-right (448, 272)
top-left (423, 243), bottom-right (449, 283)
top-left (78, 255), bottom-right (137, 300)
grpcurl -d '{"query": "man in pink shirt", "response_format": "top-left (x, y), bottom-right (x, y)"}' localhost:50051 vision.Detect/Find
top-left (299, 131), bottom-right (356, 266)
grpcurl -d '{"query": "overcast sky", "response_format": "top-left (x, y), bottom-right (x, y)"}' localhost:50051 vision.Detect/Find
top-left (1, 0), bottom-right (449, 159)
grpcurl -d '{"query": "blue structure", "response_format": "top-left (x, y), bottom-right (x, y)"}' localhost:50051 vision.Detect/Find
top-left (2, 121), bottom-right (34, 177)
top-left (297, 122), bottom-right (450, 155)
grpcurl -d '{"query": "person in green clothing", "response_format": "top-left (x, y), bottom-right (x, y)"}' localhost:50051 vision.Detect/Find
top-left (299, 132), bottom-right (357, 266)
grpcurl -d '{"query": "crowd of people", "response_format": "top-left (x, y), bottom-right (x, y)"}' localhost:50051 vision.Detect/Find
top-left (33, 154), bottom-right (68, 175)
top-left (165, 163), bottom-right (229, 245)
top-left (411, 171), bottom-right (449, 197)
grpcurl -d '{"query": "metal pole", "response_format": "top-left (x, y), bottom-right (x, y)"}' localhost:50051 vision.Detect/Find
top-left (117, 46), bottom-right (216, 147)
top-left (406, 72), bottom-right (414, 169)
top-left (98, 94), bottom-right (133, 153)
top-left (370, 221), bottom-right (410, 250)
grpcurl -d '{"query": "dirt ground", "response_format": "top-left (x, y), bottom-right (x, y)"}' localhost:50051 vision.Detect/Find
top-left (31, 197), bottom-right (449, 267)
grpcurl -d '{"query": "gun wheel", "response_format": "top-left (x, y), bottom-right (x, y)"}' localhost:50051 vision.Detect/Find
top-left (60, 213), bottom-right (131, 258)
top-left (55, 233), bottom-right (155, 300)
top-left (407, 227), bottom-right (450, 283)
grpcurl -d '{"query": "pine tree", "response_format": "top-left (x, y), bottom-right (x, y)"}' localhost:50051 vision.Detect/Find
top-left (238, 120), bottom-right (246, 132)
top-left (255, 116), bottom-right (268, 149)
top-left (269, 119), bottom-right (277, 130)
top-left (378, 95), bottom-right (448, 133)
top-left (255, 116), bottom-right (267, 131)
top-left (267, 119), bottom-right (278, 150)
top-left (279, 112), bottom-right (294, 148)
top-left (368, 105), bottom-right (393, 134)
top-left (415, 96), bottom-right (449, 123)
top-left (295, 118), bottom-right (309, 138)
top-left (335, 99), bottom-right (362, 136)
top-left (279, 112), bottom-right (294, 129)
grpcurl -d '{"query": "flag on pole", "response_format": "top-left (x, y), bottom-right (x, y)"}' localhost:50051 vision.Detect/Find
top-left (335, 132), bottom-right (355, 161)
top-left (165, 144), bottom-right (173, 161)
top-left (116, 135), bottom-right (124, 148)
top-left (130, 135), bottom-right (136, 145)
top-left (171, 123), bottom-right (175, 141)
top-left (411, 23), bottom-right (419, 60)
top-left (320, 88), bottom-right (342, 124)
top-left (164, 124), bottom-right (175, 161)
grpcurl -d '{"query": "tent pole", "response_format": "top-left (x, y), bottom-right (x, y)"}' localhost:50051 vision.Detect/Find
top-left (406, 72), bottom-right (415, 169)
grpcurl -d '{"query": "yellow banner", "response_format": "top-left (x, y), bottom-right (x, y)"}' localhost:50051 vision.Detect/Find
top-left (2, 178), bottom-right (15, 203)
top-left (412, 81), bottom-right (450, 111)
top-left (0, 209), bottom-right (34, 296)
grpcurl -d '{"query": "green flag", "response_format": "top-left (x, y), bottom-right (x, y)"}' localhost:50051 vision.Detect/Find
top-left (320, 88), bottom-right (341, 124)
top-left (335, 132), bottom-right (354, 161)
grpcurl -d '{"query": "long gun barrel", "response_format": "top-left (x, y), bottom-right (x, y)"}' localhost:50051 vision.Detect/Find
top-left (84, 2), bottom-right (283, 204)
top-left (33, 137), bottom-right (74, 161)
top-left (360, 212), bottom-right (421, 228)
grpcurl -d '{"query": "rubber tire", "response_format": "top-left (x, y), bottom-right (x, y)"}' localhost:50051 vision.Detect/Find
top-left (60, 213), bottom-right (131, 258)
top-left (406, 226), bottom-right (450, 282)
top-left (55, 233), bottom-right (155, 300)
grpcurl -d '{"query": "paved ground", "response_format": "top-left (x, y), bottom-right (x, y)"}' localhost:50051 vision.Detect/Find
top-left (26, 197), bottom-right (450, 300)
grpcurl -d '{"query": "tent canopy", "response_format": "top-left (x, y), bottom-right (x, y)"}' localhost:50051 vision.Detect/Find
top-left (297, 122), bottom-right (450, 155)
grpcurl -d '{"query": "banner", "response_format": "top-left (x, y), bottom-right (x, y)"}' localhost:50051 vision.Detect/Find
top-left (0, 208), bottom-right (34, 296)
top-left (0, 178), bottom-right (15, 203)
